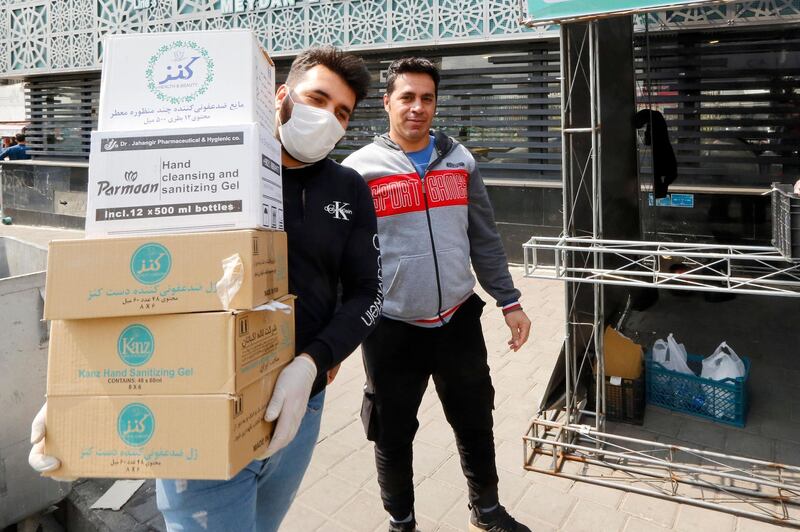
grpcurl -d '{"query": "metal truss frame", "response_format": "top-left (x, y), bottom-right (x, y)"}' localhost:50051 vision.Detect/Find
top-left (556, 19), bottom-right (606, 433)
top-left (524, 419), bottom-right (800, 527)
top-left (523, 15), bottom-right (800, 528)
top-left (523, 236), bottom-right (800, 297)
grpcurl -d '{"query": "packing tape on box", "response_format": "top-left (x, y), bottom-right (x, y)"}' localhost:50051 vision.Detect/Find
top-left (252, 300), bottom-right (293, 314)
top-left (216, 254), bottom-right (244, 309)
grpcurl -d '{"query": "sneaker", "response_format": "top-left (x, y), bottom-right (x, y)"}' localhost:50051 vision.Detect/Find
top-left (469, 504), bottom-right (531, 532)
top-left (388, 518), bottom-right (419, 532)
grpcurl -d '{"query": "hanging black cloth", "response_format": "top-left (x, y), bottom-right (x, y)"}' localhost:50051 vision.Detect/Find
top-left (635, 109), bottom-right (677, 199)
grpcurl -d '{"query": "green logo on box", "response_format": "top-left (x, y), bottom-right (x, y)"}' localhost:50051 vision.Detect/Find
top-left (117, 403), bottom-right (155, 447)
top-left (145, 40), bottom-right (215, 105)
top-left (130, 243), bottom-right (171, 285)
top-left (118, 324), bottom-right (155, 367)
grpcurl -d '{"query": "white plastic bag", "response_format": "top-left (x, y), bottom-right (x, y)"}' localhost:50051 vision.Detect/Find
top-left (652, 334), bottom-right (694, 375)
top-left (701, 342), bottom-right (745, 381)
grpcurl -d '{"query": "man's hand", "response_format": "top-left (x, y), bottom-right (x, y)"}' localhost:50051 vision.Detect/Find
top-left (794, 179), bottom-right (800, 195)
top-left (29, 403), bottom-right (75, 482)
top-left (263, 355), bottom-right (317, 457)
top-left (327, 363), bottom-right (342, 385)
top-left (505, 309), bottom-right (531, 352)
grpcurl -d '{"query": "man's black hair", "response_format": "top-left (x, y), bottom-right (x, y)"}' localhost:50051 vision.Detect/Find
top-left (385, 57), bottom-right (440, 97)
top-left (285, 46), bottom-right (371, 106)
top-left (15, 133), bottom-right (25, 142)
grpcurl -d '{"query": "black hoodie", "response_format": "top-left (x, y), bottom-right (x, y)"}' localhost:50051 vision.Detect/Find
top-left (282, 158), bottom-right (383, 396)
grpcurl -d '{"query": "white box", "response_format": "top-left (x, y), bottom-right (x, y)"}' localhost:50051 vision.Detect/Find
top-left (86, 124), bottom-right (283, 236)
top-left (98, 30), bottom-right (275, 133)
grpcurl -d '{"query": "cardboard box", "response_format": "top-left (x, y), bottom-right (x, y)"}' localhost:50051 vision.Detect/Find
top-left (98, 30), bottom-right (275, 133)
top-left (45, 372), bottom-right (283, 480)
top-left (86, 123), bottom-right (283, 236)
top-left (604, 326), bottom-right (644, 380)
top-left (44, 230), bottom-right (288, 320)
top-left (47, 295), bottom-right (294, 396)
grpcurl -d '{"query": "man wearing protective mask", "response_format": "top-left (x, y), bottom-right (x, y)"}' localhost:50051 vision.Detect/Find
top-left (29, 46), bottom-right (381, 532)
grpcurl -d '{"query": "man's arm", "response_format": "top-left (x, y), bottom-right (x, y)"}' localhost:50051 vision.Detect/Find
top-left (264, 173), bottom-right (382, 456)
top-left (466, 162), bottom-right (520, 304)
top-left (466, 161), bottom-right (531, 351)
top-left (302, 174), bottom-right (383, 376)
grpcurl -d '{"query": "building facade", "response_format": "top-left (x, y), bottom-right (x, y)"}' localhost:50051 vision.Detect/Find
top-left (1, 0), bottom-right (799, 257)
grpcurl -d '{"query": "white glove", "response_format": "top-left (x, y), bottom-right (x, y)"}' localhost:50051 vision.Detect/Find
top-left (794, 179), bottom-right (800, 195)
top-left (263, 355), bottom-right (317, 457)
top-left (29, 403), bottom-right (74, 482)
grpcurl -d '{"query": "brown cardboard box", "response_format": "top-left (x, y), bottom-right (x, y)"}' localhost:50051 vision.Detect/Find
top-left (47, 295), bottom-right (294, 396)
top-left (45, 371), bottom-right (283, 480)
top-left (604, 326), bottom-right (644, 380)
top-left (44, 230), bottom-right (287, 320)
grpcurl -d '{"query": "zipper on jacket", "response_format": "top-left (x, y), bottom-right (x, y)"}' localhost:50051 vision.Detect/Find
top-left (403, 146), bottom-right (450, 322)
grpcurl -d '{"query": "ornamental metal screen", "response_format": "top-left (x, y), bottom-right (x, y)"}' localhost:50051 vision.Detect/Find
top-left (2, 1), bottom-right (799, 77)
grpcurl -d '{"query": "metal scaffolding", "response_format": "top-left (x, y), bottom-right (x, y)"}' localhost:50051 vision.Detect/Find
top-left (523, 236), bottom-right (800, 297)
top-left (522, 17), bottom-right (800, 528)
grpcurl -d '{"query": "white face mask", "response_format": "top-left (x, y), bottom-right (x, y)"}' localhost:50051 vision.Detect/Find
top-left (278, 91), bottom-right (346, 163)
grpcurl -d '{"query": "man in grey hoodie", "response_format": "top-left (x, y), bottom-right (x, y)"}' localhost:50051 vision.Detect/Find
top-left (343, 58), bottom-right (532, 532)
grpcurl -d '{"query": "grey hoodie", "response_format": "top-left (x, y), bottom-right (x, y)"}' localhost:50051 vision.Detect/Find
top-left (342, 131), bottom-right (520, 325)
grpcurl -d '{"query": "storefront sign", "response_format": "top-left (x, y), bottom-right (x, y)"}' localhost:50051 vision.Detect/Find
top-left (524, 0), bottom-right (729, 25)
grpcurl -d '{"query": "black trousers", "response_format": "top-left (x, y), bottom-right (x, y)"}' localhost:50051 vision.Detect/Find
top-left (361, 294), bottom-right (499, 519)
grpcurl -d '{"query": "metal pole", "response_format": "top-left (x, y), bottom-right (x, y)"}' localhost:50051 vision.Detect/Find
top-left (559, 23), bottom-right (574, 426)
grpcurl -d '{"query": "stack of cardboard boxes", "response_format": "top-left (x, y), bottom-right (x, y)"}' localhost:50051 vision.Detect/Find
top-left (42, 30), bottom-right (292, 480)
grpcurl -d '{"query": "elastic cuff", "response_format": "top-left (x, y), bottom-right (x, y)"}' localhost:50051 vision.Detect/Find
top-left (501, 300), bottom-right (522, 315)
top-left (301, 339), bottom-right (334, 375)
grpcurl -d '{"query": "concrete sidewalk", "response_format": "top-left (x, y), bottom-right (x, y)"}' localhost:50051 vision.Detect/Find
top-left (283, 271), bottom-right (787, 532)
top-left (281, 270), bottom-right (566, 532)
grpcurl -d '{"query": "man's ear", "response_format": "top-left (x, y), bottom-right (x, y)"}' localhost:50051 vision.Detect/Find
top-left (275, 84), bottom-right (289, 110)
top-left (383, 92), bottom-right (390, 114)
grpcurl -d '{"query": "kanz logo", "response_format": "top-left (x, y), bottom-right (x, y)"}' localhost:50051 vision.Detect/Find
top-left (324, 201), bottom-right (353, 221)
top-left (446, 161), bottom-right (465, 168)
top-left (146, 40), bottom-right (214, 105)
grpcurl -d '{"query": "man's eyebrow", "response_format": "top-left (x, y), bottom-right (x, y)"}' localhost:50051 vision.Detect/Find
top-left (309, 88), bottom-right (352, 116)
top-left (337, 103), bottom-right (353, 116)
top-left (398, 90), bottom-right (435, 98)
top-left (308, 88), bottom-right (331, 100)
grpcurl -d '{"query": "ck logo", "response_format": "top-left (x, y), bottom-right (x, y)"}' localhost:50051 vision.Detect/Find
top-left (324, 201), bottom-right (353, 221)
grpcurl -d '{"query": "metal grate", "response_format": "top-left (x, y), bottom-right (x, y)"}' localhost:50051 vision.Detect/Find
top-left (24, 74), bottom-right (99, 160)
top-left (276, 43), bottom-right (563, 182)
top-left (635, 27), bottom-right (800, 187)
